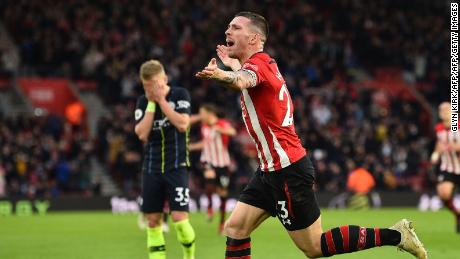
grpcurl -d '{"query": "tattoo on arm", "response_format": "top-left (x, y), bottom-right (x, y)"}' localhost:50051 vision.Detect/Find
top-left (221, 73), bottom-right (238, 84)
top-left (217, 70), bottom-right (257, 89)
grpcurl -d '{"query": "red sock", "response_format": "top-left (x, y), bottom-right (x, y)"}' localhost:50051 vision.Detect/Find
top-left (226, 237), bottom-right (251, 259)
top-left (321, 226), bottom-right (401, 256)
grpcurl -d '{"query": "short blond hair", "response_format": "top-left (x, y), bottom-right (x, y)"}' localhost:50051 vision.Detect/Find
top-left (139, 60), bottom-right (164, 80)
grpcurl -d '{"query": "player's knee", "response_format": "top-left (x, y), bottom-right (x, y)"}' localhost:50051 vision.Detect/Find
top-left (171, 211), bottom-right (188, 222)
top-left (145, 214), bottom-right (162, 228)
top-left (224, 218), bottom-right (250, 238)
top-left (438, 188), bottom-right (452, 200)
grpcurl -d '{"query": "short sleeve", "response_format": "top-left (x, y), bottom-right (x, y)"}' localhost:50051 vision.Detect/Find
top-left (175, 88), bottom-right (191, 115)
top-left (134, 95), bottom-right (148, 124)
top-left (241, 60), bottom-right (265, 87)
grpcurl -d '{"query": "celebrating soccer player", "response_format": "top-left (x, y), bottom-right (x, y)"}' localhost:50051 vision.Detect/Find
top-left (431, 102), bottom-right (460, 233)
top-left (135, 60), bottom-right (195, 259)
top-left (196, 11), bottom-right (427, 258)
top-left (189, 104), bottom-right (237, 233)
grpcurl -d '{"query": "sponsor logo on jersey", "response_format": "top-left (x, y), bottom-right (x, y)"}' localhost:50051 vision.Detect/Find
top-left (177, 100), bottom-right (190, 109)
top-left (152, 117), bottom-right (171, 130)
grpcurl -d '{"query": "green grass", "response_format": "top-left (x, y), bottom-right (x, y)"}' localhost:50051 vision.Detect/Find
top-left (0, 209), bottom-right (459, 258)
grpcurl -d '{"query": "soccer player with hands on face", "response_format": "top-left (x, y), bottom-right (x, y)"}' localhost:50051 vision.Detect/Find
top-left (135, 60), bottom-right (195, 259)
top-left (196, 11), bottom-right (427, 259)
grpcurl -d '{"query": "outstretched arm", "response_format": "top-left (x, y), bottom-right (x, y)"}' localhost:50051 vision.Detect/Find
top-left (195, 58), bottom-right (256, 91)
top-left (214, 124), bottom-right (237, 136)
top-left (190, 114), bottom-right (202, 125)
top-left (189, 141), bottom-right (204, 151)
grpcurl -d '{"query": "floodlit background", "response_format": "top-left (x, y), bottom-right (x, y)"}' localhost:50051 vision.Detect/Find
top-left (0, 0), bottom-right (456, 258)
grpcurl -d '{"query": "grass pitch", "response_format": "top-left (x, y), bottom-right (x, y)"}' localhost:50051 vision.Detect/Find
top-left (0, 209), bottom-right (459, 258)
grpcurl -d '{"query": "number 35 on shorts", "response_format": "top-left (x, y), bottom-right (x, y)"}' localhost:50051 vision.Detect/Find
top-left (277, 200), bottom-right (291, 226)
top-left (175, 187), bottom-right (190, 206)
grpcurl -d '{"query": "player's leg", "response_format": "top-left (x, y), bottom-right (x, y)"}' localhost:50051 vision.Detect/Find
top-left (162, 202), bottom-right (170, 233)
top-left (437, 176), bottom-right (458, 214)
top-left (224, 202), bottom-right (270, 259)
top-left (142, 173), bottom-right (167, 259)
top-left (224, 169), bottom-right (274, 259)
top-left (216, 167), bottom-right (231, 233)
top-left (436, 173), bottom-right (460, 232)
top-left (274, 157), bottom-right (426, 258)
top-left (203, 165), bottom-right (217, 221)
top-left (287, 216), bottom-right (428, 258)
top-left (167, 168), bottom-right (195, 259)
top-left (171, 211), bottom-right (195, 259)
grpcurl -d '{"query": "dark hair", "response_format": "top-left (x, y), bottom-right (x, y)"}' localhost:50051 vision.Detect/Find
top-left (235, 11), bottom-right (269, 42)
top-left (201, 103), bottom-right (219, 116)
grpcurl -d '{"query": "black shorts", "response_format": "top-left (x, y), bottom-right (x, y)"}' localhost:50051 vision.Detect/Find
top-left (141, 167), bottom-right (190, 213)
top-left (203, 163), bottom-right (231, 188)
top-left (437, 171), bottom-right (460, 185)
top-left (239, 156), bottom-right (321, 231)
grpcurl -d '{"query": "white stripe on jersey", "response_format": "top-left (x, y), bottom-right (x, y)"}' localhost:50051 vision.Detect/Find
top-left (268, 126), bottom-right (291, 168)
top-left (209, 132), bottom-right (218, 166)
top-left (438, 130), bottom-right (460, 174)
top-left (450, 132), bottom-right (460, 173)
top-left (241, 110), bottom-right (265, 171)
top-left (215, 132), bottom-right (224, 166)
top-left (242, 89), bottom-right (275, 171)
top-left (200, 127), bottom-right (231, 167)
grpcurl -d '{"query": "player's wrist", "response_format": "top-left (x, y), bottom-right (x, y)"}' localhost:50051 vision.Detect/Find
top-left (146, 101), bottom-right (156, 113)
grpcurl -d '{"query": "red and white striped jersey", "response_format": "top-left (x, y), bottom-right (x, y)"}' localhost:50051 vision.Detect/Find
top-left (240, 52), bottom-right (306, 172)
top-left (200, 119), bottom-right (232, 168)
top-left (436, 123), bottom-right (460, 174)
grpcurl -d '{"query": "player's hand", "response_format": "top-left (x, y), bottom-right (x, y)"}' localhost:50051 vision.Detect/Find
top-left (216, 45), bottom-right (241, 71)
top-left (152, 83), bottom-right (167, 102)
top-left (145, 86), bottom-right (155, 102)
top-left (195, 58), bottom-right (220, 79)
top-left (431, 152), bottom-right (440, 164)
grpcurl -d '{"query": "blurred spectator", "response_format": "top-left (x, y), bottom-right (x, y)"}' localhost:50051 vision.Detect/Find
top-left (0, 0), bottom-right (450, 196)
top-left (0, 163), bottom-right (5, 197)
top-left (0, 115), bottom-right (93, 198)
top-left (347, 166), bottom-right (376, 195)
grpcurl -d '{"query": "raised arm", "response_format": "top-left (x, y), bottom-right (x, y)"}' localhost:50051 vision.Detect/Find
top-left (195, 58), bottom-right (256, 91)
top-left (190, 114), bottom-right (202, 125)
top-left (214, 123), bottom-right (237, 136)
top-left (189, 141), bottom-right (204, 151)
top-left (158, 101), bottom-right (190, 132)
top-left (134, 98), bottom-right (155, 143)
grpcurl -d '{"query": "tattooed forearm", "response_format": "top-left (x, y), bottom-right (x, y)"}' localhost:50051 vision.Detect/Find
top-left (220, 72), bottom-right (238, 84)
top-left (216, 70), bottom-right (255, 90)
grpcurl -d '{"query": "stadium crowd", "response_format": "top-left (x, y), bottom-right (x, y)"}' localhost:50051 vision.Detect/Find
top-left (0, 0), bottom-right (450, 197)
top-left (0, 115), bottom-right (95, 198)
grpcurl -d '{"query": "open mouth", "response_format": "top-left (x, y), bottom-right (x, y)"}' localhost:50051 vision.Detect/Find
top-left (226, 39), bottom-right (235, 47)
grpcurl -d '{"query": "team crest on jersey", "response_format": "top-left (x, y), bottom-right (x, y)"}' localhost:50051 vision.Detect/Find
top-left (168, 101), bottom-right (176, 109)
top-left (135, 109), bottom-right (143, 120)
